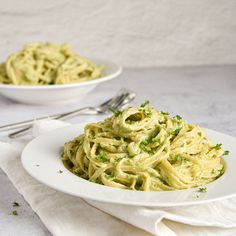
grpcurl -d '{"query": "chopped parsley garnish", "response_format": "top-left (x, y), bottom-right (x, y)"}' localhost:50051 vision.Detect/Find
top-left (109, 107), bottom-right (122, 117)
top-left (139, 138), bottom-right (159, 154)
top-left (175, 115), bottom-right (182, 120)
top-left (95, 154), bottom-right (108, 163)
top-left (12, 210), bottom-right (18, 216)
top-left (140, 139), bottom-right (149, 145)
top-left (174, 155), bottom-right (183, 162)
top-left (139, 101), bottom-right (152, 117)
top-left (13, 201), bottom-right (20, 207)
top-left (139, 140), bottom-right (155, 155)
top-left (198, 187), bottom-right (207, 193)
top-left (213, 143), bottom-right (222, 150)
top-left (140, 100), bottom-right (150, 107)
top-left (171, 155), bottom-right (187, 164)
top-left (139, 142), bottom-right (149, 152)
top-left (150, 138), bottom-right (160, 144)
top-left (161, 111), bottom-right (169, 115)
top-left (224, 150), bottom-right (230, 156)
top-left (172, 128), bottom-right (181, 136)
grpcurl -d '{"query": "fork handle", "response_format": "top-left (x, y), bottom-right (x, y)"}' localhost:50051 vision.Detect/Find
top-left (8, 127), bottom-right (32, 139)
top-left (8, 106), bottom-right (101, 139)
top-left (8, 107), bottom-right (101, 139)
top-left (0, 106), bottom-right (100, 132)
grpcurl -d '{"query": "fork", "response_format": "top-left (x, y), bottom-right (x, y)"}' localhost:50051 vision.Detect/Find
top-left (2, 88), bottom-right (135, 138)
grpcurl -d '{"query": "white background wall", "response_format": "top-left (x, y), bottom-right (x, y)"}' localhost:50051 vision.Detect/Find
top-left (0, 0), bottom-right (236, 67)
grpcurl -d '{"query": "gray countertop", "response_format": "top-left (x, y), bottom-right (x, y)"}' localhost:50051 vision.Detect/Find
top-left (0, 66), bottom-right (236, 236)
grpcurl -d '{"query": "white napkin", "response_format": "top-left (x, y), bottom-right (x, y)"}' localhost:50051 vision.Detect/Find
top-left (1, 120), bottom-right (236, 236)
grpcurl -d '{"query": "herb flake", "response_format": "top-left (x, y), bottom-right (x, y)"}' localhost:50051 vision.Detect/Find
top-left (150, 138), bottom-right (160, 144)
top-left (174, 155), bottom-right (183, 162)
top-left (13, 201), bottom-right (20, 207)
top-left (161, 111), bottom-right (169, 116)
top-left (198, 187), bottom-right (207, 193)
top-left (139, 140), bottom-right (155, 155)
top-left (172, 128), bottom-right (181, 136)
top-left (12, 210), bottom-right (18, 216)
top-left (175, 115), bottom-right (182, 120)
top-left (213, 143), bottom-right (222, 150)
top-left (224, 150), bottom-right (230, 156)
top-left (95, 154), bottom-right (108, 163)
top-left (109, 107), bottom-right (122, 117)
top-left (140, 100), bottom-right (150, 107)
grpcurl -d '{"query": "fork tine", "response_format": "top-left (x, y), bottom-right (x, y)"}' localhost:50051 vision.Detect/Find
top-left (106, 90), bottom-right (133, 109)
top-left (109, 90), bottom-right (136, 111)
top-left (112, 92), bottom-right (136, 110)
top-left (109, 92), bottom-right (129, 108)
top-left (98, 90), bottom-right (122, 108)
top-left (98, 88), bottom-right (130, 110)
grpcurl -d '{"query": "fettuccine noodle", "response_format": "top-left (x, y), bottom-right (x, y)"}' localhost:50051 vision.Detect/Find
top-left (0, 43), bottom-right (103, 85)
top-left (61, 102), bottom-right (227, 191)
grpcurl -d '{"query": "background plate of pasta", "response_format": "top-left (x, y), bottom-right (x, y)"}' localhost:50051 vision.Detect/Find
top-left (0, 42), bottom-right (122, 104)
top-left (21, 103), bottom-right (236, 207)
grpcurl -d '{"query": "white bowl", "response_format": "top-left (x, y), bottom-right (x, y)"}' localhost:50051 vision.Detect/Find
top-left (0, 58), bottom-right (122, 105)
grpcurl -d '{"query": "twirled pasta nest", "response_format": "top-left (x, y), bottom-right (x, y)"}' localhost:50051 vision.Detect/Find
top-left (61, 102), bottom-right (227, 191)
top-left (0, 43), bottom-right (103, 85)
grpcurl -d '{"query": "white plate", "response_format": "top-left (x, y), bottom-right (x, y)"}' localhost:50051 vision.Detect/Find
top-left (0, 58), bottom-right (122, 105)
top-left (21, 123), bottom-right (236, 207)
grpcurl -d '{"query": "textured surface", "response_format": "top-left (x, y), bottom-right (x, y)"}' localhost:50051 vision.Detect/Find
top-left (0, 65), bottom-right (236, 235)
top-left (0, 0), bottom-right (236, 67)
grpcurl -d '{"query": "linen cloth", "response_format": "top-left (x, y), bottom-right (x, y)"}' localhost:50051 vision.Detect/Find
top-left (1, 120), bottom-right (236, 236)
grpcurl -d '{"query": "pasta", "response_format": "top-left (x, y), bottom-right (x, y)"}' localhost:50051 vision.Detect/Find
top-left (0, 43), bottom-right (103, 85)
top-left (61, 102), bottom-right (227, 191)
